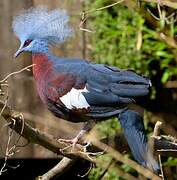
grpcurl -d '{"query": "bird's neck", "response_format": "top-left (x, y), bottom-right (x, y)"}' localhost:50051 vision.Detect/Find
top-left (32, 52), bottom-right (54, 81)
top-left (32, 40), bottom-right (49, 54)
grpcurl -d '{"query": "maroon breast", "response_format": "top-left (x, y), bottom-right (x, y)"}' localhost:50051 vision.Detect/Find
top-left (32, 53), bottom-right (55, 103)
top-left (32, 53), bottom-right (90, 114)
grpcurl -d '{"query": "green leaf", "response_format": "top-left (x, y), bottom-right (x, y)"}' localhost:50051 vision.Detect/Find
top-left (161, 70), bottom-right (171, 84)
top-left (164, 157), bottom-right (177, 167)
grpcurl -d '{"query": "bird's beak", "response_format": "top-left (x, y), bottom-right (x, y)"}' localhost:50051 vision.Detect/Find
top-left (14, 44), bottom-right (24, 58)
top-left (14, 49), bottom-right (23, 58)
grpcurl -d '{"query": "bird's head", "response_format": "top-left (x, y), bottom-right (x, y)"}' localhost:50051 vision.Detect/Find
top-left (13, 6), bottom-right (72, 58)
top-left (14, 38), bottom-right (49, 58)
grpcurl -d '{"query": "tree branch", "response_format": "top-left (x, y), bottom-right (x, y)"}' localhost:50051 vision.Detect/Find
top-left (37, 157), bottom-right (75, 180)
top-left (0, 100), bottom-right (94, 163)
top-left (103, 133), bottom-right (177, 157)
top-left (87, 137), bottom-right (161, 180)
top-left (1, 100), bottom-right (176, 158)
top-left (141, 0), bottom-right (177, 9)
top-left (0, 64), bottom-right (35, 84)
top-left (0, 100), bottom-right (177, 179)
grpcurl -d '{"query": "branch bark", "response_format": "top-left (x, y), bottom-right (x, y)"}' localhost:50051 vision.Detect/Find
top-left (103, 133), bottom-right (177, 157)
top-left (0, 101), bottom-right (177, 179)
top-left (1, 101), bottom-right (176, 158)
top-left (37, 157), bottom-right (75, 180)
top-left (0, 100), bottom-right (94, 162)
top-left (141, 0), bottom-right (177, 9)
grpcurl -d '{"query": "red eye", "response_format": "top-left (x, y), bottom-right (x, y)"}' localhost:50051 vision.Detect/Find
top-left (23, 39), bottom-right (33, 47)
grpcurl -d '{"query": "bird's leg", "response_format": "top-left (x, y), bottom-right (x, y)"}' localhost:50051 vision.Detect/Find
top-left (59, 129), bottom-right (87, 146)
top-left (59, 120), bottom-right (95, 150)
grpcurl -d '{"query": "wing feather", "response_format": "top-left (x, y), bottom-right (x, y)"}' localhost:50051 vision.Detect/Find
top-left (48, 59), bottom-right (151, 116)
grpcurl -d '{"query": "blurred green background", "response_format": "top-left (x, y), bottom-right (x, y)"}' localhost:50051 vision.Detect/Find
top-left (85, 0), bottom-right (177, 179)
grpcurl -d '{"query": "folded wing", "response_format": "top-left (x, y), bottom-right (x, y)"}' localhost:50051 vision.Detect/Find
top-left (47, 60), bottom-right (151, 119)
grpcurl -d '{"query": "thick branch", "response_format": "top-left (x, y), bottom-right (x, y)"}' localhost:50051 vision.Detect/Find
top-left (37, 157), bottom-right (75, 180)
top-left (1, 101), bottom-right (177, 179)
top-left (102, 133), bottom-right (177, 157)
top-left (0, 101), bottom-right (94, 162)
top-left (141, 0), bottom-right (177, 9)
top-left (89, 138), bottom-right (161, 180)
top-left (0, 101), bottom-right (176, 160)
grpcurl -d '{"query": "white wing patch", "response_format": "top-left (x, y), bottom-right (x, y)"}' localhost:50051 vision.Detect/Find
top-left (60, 87), bottom-right (90, 110)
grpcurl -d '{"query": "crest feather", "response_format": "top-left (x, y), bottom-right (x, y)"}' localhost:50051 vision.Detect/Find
top-left (12, 6), bottom-right (72, 44)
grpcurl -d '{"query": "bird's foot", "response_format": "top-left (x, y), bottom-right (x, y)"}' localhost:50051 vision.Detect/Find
top-left (58, 136), bottom-right (80, 151)
top-left (58, 130), bottom-right (86, 152)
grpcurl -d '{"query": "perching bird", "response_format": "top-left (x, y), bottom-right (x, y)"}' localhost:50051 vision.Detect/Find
top-left (13, 6), bottom-right (159, 171)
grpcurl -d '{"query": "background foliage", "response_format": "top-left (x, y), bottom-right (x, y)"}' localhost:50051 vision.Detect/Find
top-left (85, 0), bottom-right (177, 179)
top-left (86, 0), bottom-right (177, 85)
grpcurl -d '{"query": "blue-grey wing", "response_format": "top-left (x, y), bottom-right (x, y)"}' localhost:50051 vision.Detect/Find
top-left (53, 58), bottom-right (151, 117)
top-left (83, 63), bottom-right (151, 106)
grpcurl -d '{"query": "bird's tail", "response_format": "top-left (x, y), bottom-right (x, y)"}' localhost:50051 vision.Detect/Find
top-left (117, 109), bottom-right (159, 172)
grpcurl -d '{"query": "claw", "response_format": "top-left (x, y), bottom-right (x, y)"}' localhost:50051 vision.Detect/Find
top-left (58, 129), bottom-right (87, 151)
top-left (58, 121), bottom-right (95, 152)
top-left (58, 136), bottom-right (80, 151)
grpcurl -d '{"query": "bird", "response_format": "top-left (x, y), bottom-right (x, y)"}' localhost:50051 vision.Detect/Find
top-left (12, 6), bottom-right (159, 171)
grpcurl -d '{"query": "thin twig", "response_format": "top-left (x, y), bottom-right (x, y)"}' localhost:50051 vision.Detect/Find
top-left (158, 149), bottom-right (177, 152)
top-left (0, 66), bottom-right (26, 175)
top-left (141, 0), bottom-right (177, 9)
top-left (79, 0), bottom-right (124, 33)
top-left (10, 113), bottom-right (25, 150)
top-left (84, 0), bottom-right (124, 14)
top-left (0, 125), bottom-right (16, 175)
top-left (147, 1), bottom-right (177, 24)
top-left (77, 163), bottom-right (93, 178)
top-left (158, 155), bottom-right (165, 180)
top-left (0, 97), bottom-right (8, 117)
top-left (0, 64), bottom-right (35, 83)
top-left (153, 121), bottom-right (162, 137)
top-left (79, 13), bottom-right (94, 33)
